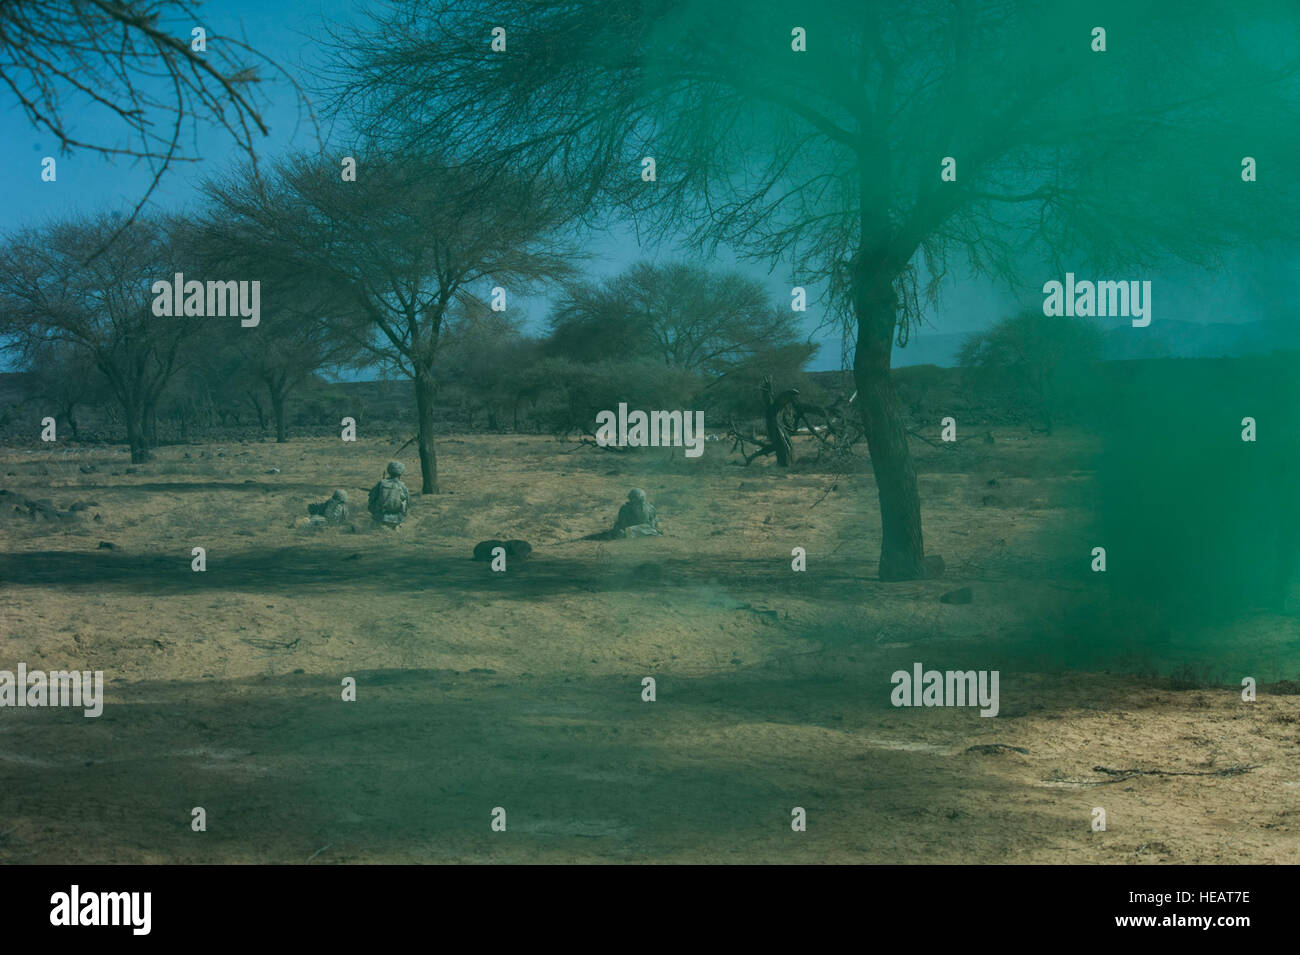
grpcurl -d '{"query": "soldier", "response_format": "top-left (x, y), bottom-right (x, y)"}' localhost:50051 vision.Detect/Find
top-left (307, 489), bottom-right (350, 525)
top-left (368, 461), bottom-right (411, 528)
top-left (612, 488), bottom-right (661, 538)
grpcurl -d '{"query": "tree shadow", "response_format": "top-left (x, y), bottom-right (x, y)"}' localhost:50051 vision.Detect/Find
top-left (41, 481), bottom-right (329, 493)
top-left (0, 547), bottom-right (882, 604)
top-left (0, 665), bottom-right (1030, 863)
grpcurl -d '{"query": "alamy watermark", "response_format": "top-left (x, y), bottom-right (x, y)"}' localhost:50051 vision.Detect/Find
top-left (890, 662), bottom-right (999, 717)
top-left (1042, 273), bottom-right (1150, 327)
top-left (150, 273), bottom-right (260, 327)
top-left (50, 885), bottom-right (150, 935)
top-left (0, 664), bottom-right (103, 717)
top-left (595, 403), bottom-right (705, 457)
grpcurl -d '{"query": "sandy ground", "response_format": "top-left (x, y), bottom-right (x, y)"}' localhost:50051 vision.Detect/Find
top-left (0, 430), bottom-right (1296, 863)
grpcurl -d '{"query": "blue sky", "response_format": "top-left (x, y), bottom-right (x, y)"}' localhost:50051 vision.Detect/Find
top-left (2, 0), bottom-right (1288, 375)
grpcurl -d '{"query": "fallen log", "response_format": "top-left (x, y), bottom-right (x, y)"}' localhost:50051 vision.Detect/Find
top-left (1092, 764), bottom-right (1260, 781)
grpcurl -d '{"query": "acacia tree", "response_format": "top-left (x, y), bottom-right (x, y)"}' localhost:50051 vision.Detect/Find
top-left (189, 219), bottom-right (355, 443)
top-left (174, 336), bottom-right (262, 431)
top-left (204, 152), bottom-right (578, 491)
top-left (250, 320), bottom-right (348, 443)
top-left (958, 312), bottom-right (1103, 433)
top-left (0, 216), bottom-right (195, 461)
top-left (191, 312), bottom-right (348, 442)
top-left (439, 299), bottom-right (541, 430)
top-left (0, 0), bottom-right (296, 230)
top-left (547, 262), bottom-right (818, 454)
top-left (549, 262), bottom-right (805, 377)
top-left (23, 340), bottom-right (103, 439)
top-left (333, 0), bottom-right (1300, 579)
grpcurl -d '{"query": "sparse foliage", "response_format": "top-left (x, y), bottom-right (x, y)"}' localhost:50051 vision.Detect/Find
top-left (958, 312), bottom-right (1103, 432)
top-left (0, 0), bottom-right (298, 234)
top-left (0, 216), bottom-right (195, 461)
top-left (203, 151), bottom-right (580, 491)
top-left (334, 0), bottom-right (1300, 579)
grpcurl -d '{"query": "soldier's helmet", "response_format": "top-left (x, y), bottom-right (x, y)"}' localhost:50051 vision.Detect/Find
top-left (628, 488), bottom-right (646, 503)
top-left (387, 461), bottom-right (405, 477)
top-left (332, 489), bottom-right (348, 502)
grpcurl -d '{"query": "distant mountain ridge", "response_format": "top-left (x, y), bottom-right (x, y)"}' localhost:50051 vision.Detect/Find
top-left (890, 319), bottom-right (1300, 368)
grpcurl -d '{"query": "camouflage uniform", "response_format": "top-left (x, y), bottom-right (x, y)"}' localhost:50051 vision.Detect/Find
top-left (368, 461), bottom-right (411, 527)
top-left (323, 490), bottom-right (349, 524)
top-left (613, 488), bottom-right (661, 538)
top-left (307, 489), bottom-right (350, 526)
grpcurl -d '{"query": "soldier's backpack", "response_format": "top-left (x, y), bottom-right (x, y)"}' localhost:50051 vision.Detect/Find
top-left (371, 478), bottom-right (406, 518)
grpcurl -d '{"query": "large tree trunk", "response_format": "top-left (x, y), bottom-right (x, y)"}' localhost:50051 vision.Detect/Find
top-left (248, 392), bottom-right (266, 432)
top-left (271, 388), bottom-right (288, 443)
top-left (124, 403), bottom-right (151, 463)
top-left (145, 404), bottom-right (159, 449)
top-left (853, 272), bottom-right (925, 581)
top-left (413, 368), bottom-right (439, 494)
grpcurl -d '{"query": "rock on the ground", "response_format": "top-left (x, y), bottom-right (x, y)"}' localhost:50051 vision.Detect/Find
top-left (473, 539), bottom-right (532, 561)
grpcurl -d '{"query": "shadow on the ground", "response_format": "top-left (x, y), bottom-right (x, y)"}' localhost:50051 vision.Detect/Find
top-left (29, 481), bottom-right (331, 494)
top-left (0, 666), bottom-right (1032, 864)
top-left (0, 548), bottom-right (886, 603)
